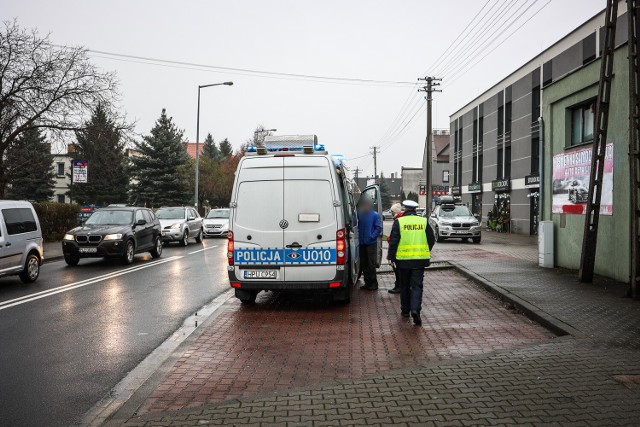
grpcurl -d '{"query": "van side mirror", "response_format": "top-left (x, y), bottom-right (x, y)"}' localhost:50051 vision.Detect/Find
top-left (187, 216), bottom-right (195, 221)
top-left (135, 219), bottom-right (146, 226)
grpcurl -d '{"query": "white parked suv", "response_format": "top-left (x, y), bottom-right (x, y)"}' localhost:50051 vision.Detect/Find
top-left (0, 201), bottom-right (44, 283)
top-left (428, 197), bottom-right (481, 244)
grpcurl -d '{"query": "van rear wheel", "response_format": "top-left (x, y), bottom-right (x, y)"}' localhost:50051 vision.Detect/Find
top-left (235, 289), bottom-right (258, 304)
top-left (332, 286), bottom-right (351, 304)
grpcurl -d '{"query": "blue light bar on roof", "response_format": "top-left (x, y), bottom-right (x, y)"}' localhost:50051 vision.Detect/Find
top-left (247, 146), bottom-right (258, 152)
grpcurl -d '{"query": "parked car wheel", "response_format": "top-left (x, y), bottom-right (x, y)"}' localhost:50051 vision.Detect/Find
top-left (122, 240), bottom-right (135, 265)
top-left (64, 255), bottom-right (79, 267)
top-left (435, 227), bottom-right (446, 242)
top-left (19, 253), bottom-right (40, 283)
top-left (150, 237), bottom-right (163, 258)
top-left (195, 229), bottom-right (203, 243)
top-left (472, 236), bottom-right (481, 244)
top-left (180, 230), bottom-right (189, 247)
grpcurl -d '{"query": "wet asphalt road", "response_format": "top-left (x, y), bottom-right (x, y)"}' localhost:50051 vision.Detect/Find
top-left (0, 238), bottom-right (229, 427)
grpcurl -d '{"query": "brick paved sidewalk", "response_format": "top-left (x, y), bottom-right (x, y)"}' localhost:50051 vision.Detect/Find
top-left (107, 239), bottom-right (640, 426)
top-left (129, 270), bottom-right (551, 416)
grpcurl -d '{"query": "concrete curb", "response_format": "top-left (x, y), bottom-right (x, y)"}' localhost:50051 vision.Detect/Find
top-left (78, 289), bottom-right (234, 427)
top-left (43, 255), bottom-right (63, 264)
top-left (449, 261), bottom-right (585, 338)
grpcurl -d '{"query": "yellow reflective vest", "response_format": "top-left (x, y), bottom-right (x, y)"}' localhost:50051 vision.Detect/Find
top-left (396, 215), bottom-right (431, 260)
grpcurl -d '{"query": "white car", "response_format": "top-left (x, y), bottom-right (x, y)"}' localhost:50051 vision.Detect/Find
top-left (428, 203), bottom-right (481, 243)
top-left (203, 208), bottom-right (230, 238)
top-left (155, 207), bottom-right (203, 246)
top-left (0, 200), bottom-right (43, 283)
top-left (227, 135), bottom-right (381, 304)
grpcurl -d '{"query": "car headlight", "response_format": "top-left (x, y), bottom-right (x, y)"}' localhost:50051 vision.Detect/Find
top-left (440, 222), bottom-right (452, 226)
top-left (169, 223), bottom-right (181, 229)
top-left (103, 233), bottom-right (123, 241)
top-left (63, 234), bottom-right (75, 241)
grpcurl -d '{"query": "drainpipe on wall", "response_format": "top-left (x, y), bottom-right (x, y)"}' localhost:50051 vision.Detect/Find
top-left (538, 116), bottom-right (545, 223)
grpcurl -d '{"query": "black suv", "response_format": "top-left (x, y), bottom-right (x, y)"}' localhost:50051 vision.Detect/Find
top-left (62, 206), bottom-right (163, 266)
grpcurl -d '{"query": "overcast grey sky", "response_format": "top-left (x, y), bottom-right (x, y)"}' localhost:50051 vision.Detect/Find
top-left (3, 0), bottom-right (604, 177)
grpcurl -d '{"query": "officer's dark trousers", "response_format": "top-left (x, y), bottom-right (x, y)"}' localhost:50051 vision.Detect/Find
top-left (360, 244), bottom-right (378, 287)
top-left (398, 268), bottom-right (424, 313)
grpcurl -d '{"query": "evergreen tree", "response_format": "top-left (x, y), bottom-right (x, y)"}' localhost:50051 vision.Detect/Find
top-left (400, 191), bottom-right (407, 201)
top-left (379, 172), bottom-right (392, 210)
top-left (5, 127), bottom-right (55, 201)
top-left (202, 133), bottom-right (220, 161)
top-left (68, 105), bottom-right (129, 205)
top-left (219, 138), bottom-right (233, 159)
top-left (130, 109), bottom-right (190, 207)
top-left (407, 191), bottom-right (419, 203)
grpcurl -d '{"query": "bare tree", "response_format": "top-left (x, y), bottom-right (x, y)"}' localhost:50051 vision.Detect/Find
top-left (0, 20), bottom-right (120, 196)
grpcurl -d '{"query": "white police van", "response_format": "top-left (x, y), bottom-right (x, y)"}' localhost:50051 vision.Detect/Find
top-left (227, 135), bottom-right (382, 304)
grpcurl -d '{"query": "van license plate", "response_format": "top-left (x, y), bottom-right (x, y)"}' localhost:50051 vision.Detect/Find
top-left (244, 270), bottom-right (277, 279)
top-left (79, 247), bottom-right (97, 253)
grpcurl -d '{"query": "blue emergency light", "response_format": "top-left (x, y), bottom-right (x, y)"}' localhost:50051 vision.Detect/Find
top-left (246, 146), bottom-right (258, 152)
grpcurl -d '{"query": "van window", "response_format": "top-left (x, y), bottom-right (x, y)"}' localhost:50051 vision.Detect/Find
top-left (235, 181), bottom-right (283, 231)
top-left (2, 208), bottom-right (38, 235)
top-left (284, 180), bottom-right (335, 228)
top-left (135, 210), bottom-right (145, 223)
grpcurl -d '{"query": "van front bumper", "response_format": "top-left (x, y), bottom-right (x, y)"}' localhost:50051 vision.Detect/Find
top-left (62, 240), bottom-right (126, 258)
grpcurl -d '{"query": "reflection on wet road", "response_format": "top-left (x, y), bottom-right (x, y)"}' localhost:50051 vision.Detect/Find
top-left (0, 239), bottom-right (229, 427)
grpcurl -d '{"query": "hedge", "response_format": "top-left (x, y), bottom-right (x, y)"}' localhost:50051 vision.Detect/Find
top-left (32, 202), bottom-right (81, 242)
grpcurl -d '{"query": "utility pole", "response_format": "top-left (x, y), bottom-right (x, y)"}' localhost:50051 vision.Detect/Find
top-left (627, 0), bottom-right (640, 298)
top-left (418, 76), bottom-right (442, 211)
top-left (579, 0), bottom-right (618, 283)
top-left (370, 146), bottom-right (380, 182)
top-left (353, 167), bottom-right (362, 180)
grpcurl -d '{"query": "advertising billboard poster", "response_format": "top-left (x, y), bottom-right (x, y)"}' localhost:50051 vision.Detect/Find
top-left (72, 160), bottom-right (88, 184)
top-left (551, 143), bottom-right (613, 215)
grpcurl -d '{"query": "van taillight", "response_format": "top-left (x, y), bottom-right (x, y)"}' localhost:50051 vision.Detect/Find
top-left (336, 229), bottom-right (346, 265)
top-left (227, 231), bottom-right (234, 265)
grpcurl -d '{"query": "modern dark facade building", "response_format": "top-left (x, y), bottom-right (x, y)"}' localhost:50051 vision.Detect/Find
top-left (448, 6), bottom-right (631, 236)
top-left (449, 1), bottom-right (633, 283)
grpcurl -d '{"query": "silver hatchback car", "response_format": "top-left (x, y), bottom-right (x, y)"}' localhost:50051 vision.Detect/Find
top-left (155, 207), bottom-right (204, 246)
top-left (0, 201), bottom-right (44, 283)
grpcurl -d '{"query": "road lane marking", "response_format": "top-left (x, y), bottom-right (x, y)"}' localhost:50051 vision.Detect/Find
top-left (188, 245), bottom-right (218, 255)
top-left (0, 257), bottom-right (179, 308)
top-left (0, 256), bottom-right (183, 311)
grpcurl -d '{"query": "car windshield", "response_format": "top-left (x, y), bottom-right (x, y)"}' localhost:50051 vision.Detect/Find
top-left (207, 209), bottom-right (230, 219)
top-left (156, 208), bottom-right (185, 220)
top-left (439, 206), bottom-right (473, 217)
top-left (85, 210), bottom-right (133, 226)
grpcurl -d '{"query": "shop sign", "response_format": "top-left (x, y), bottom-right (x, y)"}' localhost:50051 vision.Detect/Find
top-left (491, 179), bottom-right (510, 193)
top-left (467, 182), bottom-right (482, 193)
top-left (525, 174), bottom-right (540, 188)
top-left (451, 185), bottom-right (461, 196)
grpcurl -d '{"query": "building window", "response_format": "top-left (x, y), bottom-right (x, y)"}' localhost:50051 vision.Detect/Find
top-left (478, 117), bottom-right (484, 182)
top-left (56, 162), bottom-right (65, 177)
top-left (497, 147), bottom-right (503, 180)
top-left (443, 170), bottom-right (449, 183)
top-left (570, 101), bottom-right (595, 145)
top-left (57, 194), bottom-right (65, 203)
top-left (531, 136), bottom-right (540, 174)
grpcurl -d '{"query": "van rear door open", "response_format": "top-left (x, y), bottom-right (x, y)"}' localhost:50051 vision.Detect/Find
top-left (232, 157), bottom-right (285, 280)
top-left (282, 156), bottom-right (338, 282)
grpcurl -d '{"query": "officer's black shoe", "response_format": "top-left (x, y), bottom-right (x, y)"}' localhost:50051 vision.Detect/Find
top-left (410, 310), bottom-right (422, 325)
top-left (388, 287), bottom-right (401, 294)
top-left (401, 311), bottom-right (410, 318)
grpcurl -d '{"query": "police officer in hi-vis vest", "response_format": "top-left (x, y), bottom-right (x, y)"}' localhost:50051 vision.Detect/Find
top-left (387, 200), bottom-right (435, 326)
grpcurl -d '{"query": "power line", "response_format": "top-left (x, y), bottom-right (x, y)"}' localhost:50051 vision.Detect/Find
top-left (437, 0), bottom-right (527, 77)
top-left (444, 0), bottom-right (552, 86)
top-left (78, 48), bottom-right (417, 87)
top-left (424, 0), bottom-right (501, 76)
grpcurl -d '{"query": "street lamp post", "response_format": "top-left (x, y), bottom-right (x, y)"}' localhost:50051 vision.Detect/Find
top-left (195, 81), bottom-right (233, 210)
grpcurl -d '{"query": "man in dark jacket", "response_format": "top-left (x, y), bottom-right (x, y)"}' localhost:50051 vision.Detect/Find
top-left (388, 200), bottom-right (435, 325)
top-left (358, 200), bottom-right (382, 290)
